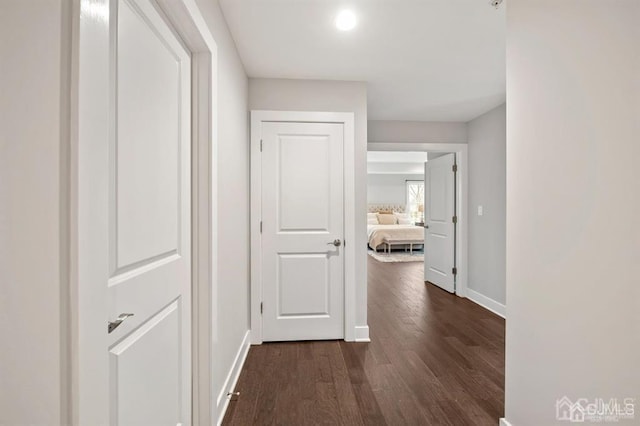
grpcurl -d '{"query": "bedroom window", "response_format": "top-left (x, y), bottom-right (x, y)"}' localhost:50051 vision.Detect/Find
top-left (406, 180), bottom-right (424, 223)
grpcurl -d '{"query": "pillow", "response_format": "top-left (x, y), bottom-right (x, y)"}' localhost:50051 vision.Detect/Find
top-left (367, 212), bottom-right (378, 220)
top-left (377, 213), bottom-right (397, 225)
top-left (367, 218), bottom-right (379, 225)
top-left (394, 212), bottom-right (412, 225)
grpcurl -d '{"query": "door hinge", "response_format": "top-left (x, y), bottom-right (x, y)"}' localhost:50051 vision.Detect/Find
top-left (260, 302), bottom-right (263, 314)
top-left (260, 139), bottom-right (263, 152)
top-left (452, 216), bottom-right (458, 224)
top-left (452, 267), bottom-right (458, 275)
top-left (452, 164), bottom-right (458, 173)
top-left (260, 221), bottom-right (262, 233)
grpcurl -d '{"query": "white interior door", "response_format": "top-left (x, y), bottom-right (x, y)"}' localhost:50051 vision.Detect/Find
top-left (261, 122), bottom-right (345, 341)
top-left (424, 153), bottom-right (456, 293)
top-left (79, 0), bottom-right (192, 423)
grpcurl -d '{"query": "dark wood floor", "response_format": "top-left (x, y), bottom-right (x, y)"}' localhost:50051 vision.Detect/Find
top-left (223, 257), bottom-right (505, 425)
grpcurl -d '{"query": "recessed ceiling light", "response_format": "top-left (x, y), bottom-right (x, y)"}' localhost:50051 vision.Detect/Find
top-left (335, 10), bottom-right (357, 31)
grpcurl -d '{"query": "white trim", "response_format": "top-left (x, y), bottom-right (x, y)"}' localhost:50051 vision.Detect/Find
top-left (70, 0), bottom-right (218, 424)
top-left (354, 326), bottom-right (371, 342)
top-left (214, 330), bottom-right (251, 425)
top-left (250, 110), bottom-right (357, 344)
top-left (499, 418), bottom-right (513, 426)
top-left (367, 143), bottom-right (469, 299)
top-left (466, 288), bottom-right (506, 318)
top-left (155, 2), bottom-right (220, 423)
top-left (249, 113), bottom-right (262, 344)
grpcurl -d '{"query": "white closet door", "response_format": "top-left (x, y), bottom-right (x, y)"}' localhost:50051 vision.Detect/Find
top-left (260, 121), bottom-right (345, 341)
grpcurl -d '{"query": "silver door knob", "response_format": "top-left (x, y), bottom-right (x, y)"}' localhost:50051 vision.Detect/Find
top-left (327, 239), bottom-right (342, 247)
top-left (108, 313), bottom-right (134, 333)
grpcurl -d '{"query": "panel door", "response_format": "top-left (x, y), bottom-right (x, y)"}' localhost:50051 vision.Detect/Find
top-left (424, 154), bottom-right (456, 293)
top-left (261, 122), bottom-right (345, 341)
top-left (97, 0), bottom-right (191, 424)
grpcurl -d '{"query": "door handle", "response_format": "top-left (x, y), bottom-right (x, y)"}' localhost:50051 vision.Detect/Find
top-left (108, 313), bottom-right (134, 334)
top-left (424, 225), bottom-right (429, 229)
top-left (327, 239), bottom-right (342, 247)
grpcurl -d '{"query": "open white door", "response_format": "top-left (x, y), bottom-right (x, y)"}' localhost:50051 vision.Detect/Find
top-left (76, 0), bottom-right (192, 423)
top-left (424, 153), bottom-right (456, 293)
top-left (260, 121), bottom-right (345, 341)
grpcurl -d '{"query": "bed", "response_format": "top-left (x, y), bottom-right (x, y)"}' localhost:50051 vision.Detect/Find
top-left (367, 205), bottom-right (425, 253)
top-left (368, 224), bottom-right (425, 253)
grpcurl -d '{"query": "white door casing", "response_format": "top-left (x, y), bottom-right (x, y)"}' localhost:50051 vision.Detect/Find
top-left (424, 153), bottom-right (456, 293)
top-left (74, 0), bottom-right (192, 423)
top-left (261, 122), bottom-right (345, 341)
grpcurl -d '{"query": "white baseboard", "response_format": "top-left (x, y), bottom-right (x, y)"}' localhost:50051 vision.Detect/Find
top-left (215, 330), bottom-right (251, 425)
top-left (499, 418), bottom-right (512, 426)
top-left (466, 288), bottom-right (506, 318)
top-left (354, 325), bottom-right (370, 342)
top-left (455, 286), bottom-right (468, 298)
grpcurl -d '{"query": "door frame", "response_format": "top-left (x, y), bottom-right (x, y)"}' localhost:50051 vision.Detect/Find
top-left (367, 143), bottom-right (469, 298)
top-left (250, 110), bottom-right (356, 344)
top-left (68, 0), bottom-right (218, 424)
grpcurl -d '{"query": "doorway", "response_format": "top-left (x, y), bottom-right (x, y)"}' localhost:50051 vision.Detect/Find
top-left (366, 151), bottom-right (428, 262)
top-left (366, 143), bottom-right (469, 297)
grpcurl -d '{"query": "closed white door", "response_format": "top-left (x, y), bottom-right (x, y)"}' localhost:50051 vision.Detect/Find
top-left (261, 122), bottom-right (345, 341)
top-left (424, 154), bottom-right (456, 293)
top-left (79, 0), bottom-right (192, 423)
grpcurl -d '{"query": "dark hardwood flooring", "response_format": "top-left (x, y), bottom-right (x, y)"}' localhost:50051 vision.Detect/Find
top-left (223, 257), bottom-right (505, 425)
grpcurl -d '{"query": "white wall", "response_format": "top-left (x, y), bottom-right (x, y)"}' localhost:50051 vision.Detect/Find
top-left (249, 78), bottom-right (369, 335)
top-left (0, 1), bottom-right (68, 423)
top-left (367, 162), bottom-right (424, 175)
top-left (505, 2), bottom-right (640, 425)
top-left (368, 174), bottom-right (423, 205)
top-left (468, 104), bottom-right (506, 306)
top-left (369, 120), bottom-right (467, 143)
top-left (193, 0), bottom-right (250, 422)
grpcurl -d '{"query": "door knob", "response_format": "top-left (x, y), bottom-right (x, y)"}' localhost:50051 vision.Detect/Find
top-left (108, 313), bottom-right (134, 333)
top-left (327, 239), bottom-right (342, 247)
top-left (424, 225), bottom-right (429, 229)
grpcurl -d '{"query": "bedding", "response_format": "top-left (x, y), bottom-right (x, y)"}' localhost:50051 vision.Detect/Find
top-left (367, 224), bottom-right (424, 251)
top-left (376, 213), bottom-right (397, 225)
top-left (393, 212), bottom-right (412, 225)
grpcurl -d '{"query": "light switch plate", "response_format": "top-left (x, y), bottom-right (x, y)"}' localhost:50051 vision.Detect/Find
top-left (478, 205), bottom-right (483, 216)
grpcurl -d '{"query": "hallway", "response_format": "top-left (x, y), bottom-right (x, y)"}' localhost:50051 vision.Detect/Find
top-left (223, 257), bottom-right (505, 425)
